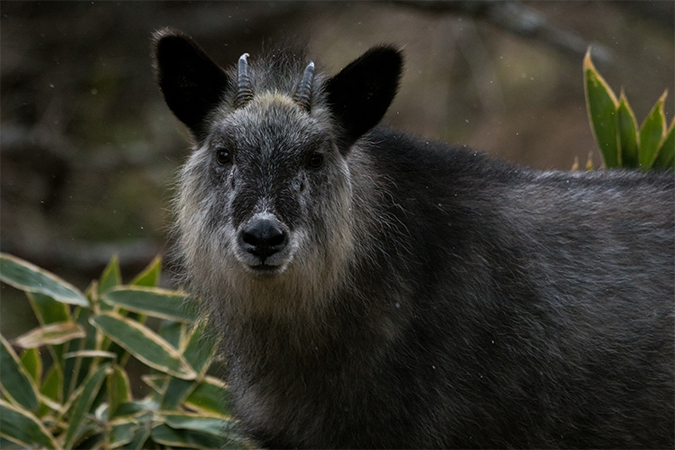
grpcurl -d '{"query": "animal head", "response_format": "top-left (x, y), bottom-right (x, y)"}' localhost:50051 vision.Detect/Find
top-left (153, 29), bottom-right (402, 313)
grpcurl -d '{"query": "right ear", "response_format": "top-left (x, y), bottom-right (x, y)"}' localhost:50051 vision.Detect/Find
top-left (152, 28), bottom-right (231, 140)
top-left (325, 45), bottom-right (403, 149)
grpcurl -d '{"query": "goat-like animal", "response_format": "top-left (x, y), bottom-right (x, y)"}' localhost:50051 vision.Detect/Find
top-left (153, 29), bottom-right (674, 448)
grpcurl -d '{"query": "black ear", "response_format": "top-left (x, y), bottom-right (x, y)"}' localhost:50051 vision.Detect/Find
top-left (153, 29), bottom-right (231, 140)
top-left (325, 46), bottom-right (403, 148)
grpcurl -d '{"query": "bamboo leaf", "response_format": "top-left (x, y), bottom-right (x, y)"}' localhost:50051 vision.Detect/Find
top-left (108, 365), bottom-right (132, 418)
top-left (141, 374), bottom-right (169, 394)
top-left (652, 118), bottom-right (675, 170)
top-left (159, 320), bottom-right (184, 349)
top-left (584, 49), bottom-right (619, 168)
top-left (160, 377), bottom-right (196, 411)
top-left (130, 255), bottom-right (162, 287)
top-left (617, 92), bottom-right (640, 168)
top-left (99, 256), bottom-right (122, 296)
top-left (0, 399), bottom-right (60, 449)
top-left (28, 292), bottom-right (70, 325)
top-left (639, 90), bottom-right (668, 169)
top-left (0, 335), bottom-right (39, 411)
top-left (183, 320), bottom-right (219, 376)
top-left (185, 376), bottom-right (231, 416)
top-left (13, 322), bottom-right (86, 348)
top-left (162, 412), bottom-right (230, 436)
top-left (151, 423), bottom-right (225, 449)
top-left (109, 420), bottom-right (137, 448)
top-left (20, 348), bottom-right (42, 386)
top-left (0, 253), bottom-right (88, 307)
top-left (64, 350), bottom-right (117, 359)
top-left (40, 364), bottom-right (63, 405)
top-left (64, 364), bottom-right (110, 449)
top-left (91, 312), bottom-right (197, 380)
top-left (119, 425), bottom-right (151, 450)
top-left (102, 286), bottom-right (196, 322)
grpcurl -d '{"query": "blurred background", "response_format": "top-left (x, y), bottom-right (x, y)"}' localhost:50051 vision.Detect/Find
top-left (1, 1), bottom-right (673, 337)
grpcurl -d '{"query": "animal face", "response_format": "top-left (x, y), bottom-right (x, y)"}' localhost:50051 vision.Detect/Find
top-left (182, 92), bottom-right (350, 278)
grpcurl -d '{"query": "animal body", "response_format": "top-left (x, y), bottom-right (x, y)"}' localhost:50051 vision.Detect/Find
top-left (153, 29), bottom-right (675, 449)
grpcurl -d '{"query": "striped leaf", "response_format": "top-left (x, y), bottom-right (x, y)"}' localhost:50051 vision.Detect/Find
top-left (20, 348), bottom-right (42, 386)
top-left (108, 365), bottom-right (132, 418)
top-left (185, 376), bottom-right (231, 416)
top-left (652, 119), bottom-right (675, 170)
top-left (40, 364), bottom-right (63, 406)
top-left (162, 412), bottom-right (230, 436)
top-left (0, 253), bottom-right (88, 307)
top-left (584, 50), bottom-right (619, 168)
top-left (13, 322), bottom-right (86, 348)
top-left (160, 377), bottom-right (196, 411)
top-left (28, 292), bottom-right (70, 325)
top-left (64, 364), bottom-right (110, 449)
top-left (0, 336), bottom-right (39, 412)
top-left (102, 287), bottom-right (196, 322)
top-left (118, 425), bottom-right (151, 450)
top-left (151, 423), bottom-right (224, 450)
top-left (108, 420), bottom-right (137, 448)
top-left (617, 92), bottom-right (639, 168)
top-left (639, 90), bottom-right (668, 169)
top-left (183, 320), bottom-right (219, 375)
top-left (130, 255), bottom-right (162, 287)
top-left (91, 312), bottom-right (197, 380)
top-left (0, 400), bottom-right (60, 450)
top-left (99, 256), bottom-right (122, 296)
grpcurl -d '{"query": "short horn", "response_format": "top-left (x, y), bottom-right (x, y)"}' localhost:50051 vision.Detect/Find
top-left (293, 61), bottom-right (315, 112)
top-left (234, 53), bottom-right (254, 108)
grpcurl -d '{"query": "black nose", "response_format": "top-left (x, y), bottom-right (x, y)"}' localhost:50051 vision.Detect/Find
top-left (239, 219), bottom-right (288, 260)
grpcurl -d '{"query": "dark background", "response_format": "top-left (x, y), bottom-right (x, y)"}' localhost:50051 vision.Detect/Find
top-left (1, 1), bottom-right (673, 337)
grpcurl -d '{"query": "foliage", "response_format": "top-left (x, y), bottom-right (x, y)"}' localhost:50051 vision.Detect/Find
top-left (0, 253), bottom-right (247, 450)
top-left (584, 49), bottom-right (674, 170)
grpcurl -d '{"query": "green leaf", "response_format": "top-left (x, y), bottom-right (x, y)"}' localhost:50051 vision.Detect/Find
top-left (185, 376), bottom-right (231, 416)
top-left (20, 348), bottom-right (42, 386)
top-left (151, 423), bottom-right (225, 449)
top-left (13, 321), bottom-right (86, 348)
top-left (0, 335), bottom-right (39, 411)
top-left (119, 425), bottom-right (151, 450)
top-left (639, 90), bottom-right (668, 169)
top-left (108, 365), bottom-right (132, 418)
top-left (652, 118), bottom-right (675, 170)
top-left (183, 320), bottom-right (219, 376)
top-left (130, 255), bottom-right (162, 287)
top-left (91, 312), bottom-right (197, 380)
top-left (102, 286), bottom-right (197, 322)
top-left (159, 320), bottom-right (184, 349)
top-left (141, 374), bottom-right (169, 395)
top-left (0, 253), bottom-right (88, 307)
top-left (64, 364), bottom-right (110, 449)
top-left (28, 292), bottom-right (70, 325)
top-left (109, 420), bottom-right (137, 448)
top-left (0, 400), bottom-right (60, 449)
top-left (617, 92), bottom-right (639, 168)
top-left (99, 256), bottom-right (122, 296)
top-left (160, 377), bottom-right (196, 411)
top-left (162, 412), bottom-right (229, 436)
top-left (584, 50), bottom-right (619, 168)
top-left (40, 364), bottom-right (63, 404)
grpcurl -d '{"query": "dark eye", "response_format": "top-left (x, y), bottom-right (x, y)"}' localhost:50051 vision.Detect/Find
top-left (216, 148), bottom-right (232, 165)
top-left (307, 153), bottom-right (324, 170)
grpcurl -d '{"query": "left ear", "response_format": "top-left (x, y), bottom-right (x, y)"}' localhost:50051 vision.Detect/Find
top-left (325, 45), bottom-right (403, 149)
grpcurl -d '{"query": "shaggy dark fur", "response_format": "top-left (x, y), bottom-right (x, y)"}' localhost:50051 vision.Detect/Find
top-left (153, 28), bottom-right (675, 449)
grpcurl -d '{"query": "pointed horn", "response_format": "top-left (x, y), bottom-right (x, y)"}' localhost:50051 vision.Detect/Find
top-left (293, 61), bottom-right (315, 112)
top-left (234, 53), bottom-right (253, 108)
